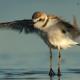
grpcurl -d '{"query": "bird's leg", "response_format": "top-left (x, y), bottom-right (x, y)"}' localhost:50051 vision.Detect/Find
top-left (58, 47), bottom-right (61, 76)
top-left (49, 48), bottom-right (55, 76)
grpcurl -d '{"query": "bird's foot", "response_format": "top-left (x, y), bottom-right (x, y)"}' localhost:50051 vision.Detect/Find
top-left (57, 72), bottom-right (61, 76)
top-left (57, 68), bottom-right (61, 76)
top-left (49, 68), bottom-right (55, 77)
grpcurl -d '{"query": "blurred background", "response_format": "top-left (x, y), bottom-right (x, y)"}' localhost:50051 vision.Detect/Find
top-left (0, 0), bottom-right (80, 79)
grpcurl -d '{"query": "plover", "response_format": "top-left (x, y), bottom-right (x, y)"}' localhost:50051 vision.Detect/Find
top-left (0, 11), bottom-right (80, 76)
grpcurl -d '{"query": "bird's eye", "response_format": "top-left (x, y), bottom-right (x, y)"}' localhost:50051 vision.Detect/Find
top-left (38, 18), bottom-right (45, 21)
top-left (62, 29), bottom-right (66, 33)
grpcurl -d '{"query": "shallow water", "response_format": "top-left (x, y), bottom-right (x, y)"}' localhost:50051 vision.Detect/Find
top-left (0, 68), bottom-right (80, 80)
top-left (0, 47), bottom-right (80, 80)
top-left (0, 34), bottom-right (80, 80)
top-left (0, 0), bottom-right (80, 79)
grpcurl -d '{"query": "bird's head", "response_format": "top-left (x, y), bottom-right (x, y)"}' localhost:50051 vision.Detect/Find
top-left (32, 11), bottom-right (61, 31)
top-left (32, 11), bottom-right (48, 30)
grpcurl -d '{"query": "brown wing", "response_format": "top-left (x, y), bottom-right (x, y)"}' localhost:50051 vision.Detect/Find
top-left (58, 20), bottom-right (80, 38)
top-left (0, 19), bottom-right (37, 33)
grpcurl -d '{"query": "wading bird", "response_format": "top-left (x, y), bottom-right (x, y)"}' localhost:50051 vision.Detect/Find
top-left (0, 11), bottom-right (80, 76)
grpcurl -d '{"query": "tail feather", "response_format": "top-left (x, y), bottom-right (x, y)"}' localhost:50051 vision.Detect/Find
top-left (72, 16), bottom-right (78, 28)
top-left (72, 16), bottom-right (80, 41)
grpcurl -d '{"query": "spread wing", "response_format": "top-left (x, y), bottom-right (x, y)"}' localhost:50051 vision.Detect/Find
top-left (0, 19), bottom-right (37, 33)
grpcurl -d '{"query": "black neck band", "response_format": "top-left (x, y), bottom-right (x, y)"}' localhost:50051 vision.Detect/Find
top-left (42, 17), bottom-right (49, 27)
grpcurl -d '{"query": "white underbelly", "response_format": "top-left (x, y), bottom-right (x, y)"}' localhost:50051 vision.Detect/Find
top-left (48, 34), bottom-right (78, 49)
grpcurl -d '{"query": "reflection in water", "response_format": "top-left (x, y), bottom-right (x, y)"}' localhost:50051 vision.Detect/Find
top-left (49, 68), bottom-right (61, 80)
top-left (1, 68), bottom-right (80, 80)
top-left (58, 75), bottom-right (61, 80)
top-left (50, 75), bottom-right (61, 80)
top-left (50, 76), bottom-right (53, 80)
top-left (67, 68), bottom-right (80, 74)
top-left (0, 69), bottom-right (62, 80)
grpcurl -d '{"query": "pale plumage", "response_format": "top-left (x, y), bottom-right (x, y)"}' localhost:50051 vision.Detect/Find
top-left (32, 11), bottom-right (80, 76)
top-left (32, 11), bottom-right (80, 49)
top-left (0, 11), bottom-right (80, 76)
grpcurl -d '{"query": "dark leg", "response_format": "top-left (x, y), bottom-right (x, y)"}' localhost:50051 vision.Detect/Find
top-left (58, 47), bottom-right (61, 76)
top-left (49, 48), bottom-right (55, 76)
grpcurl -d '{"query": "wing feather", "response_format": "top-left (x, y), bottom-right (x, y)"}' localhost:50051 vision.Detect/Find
top-left (57, 20), bottom-right (80, 39)
top-left (0, 19), bottom-right (36, 33)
